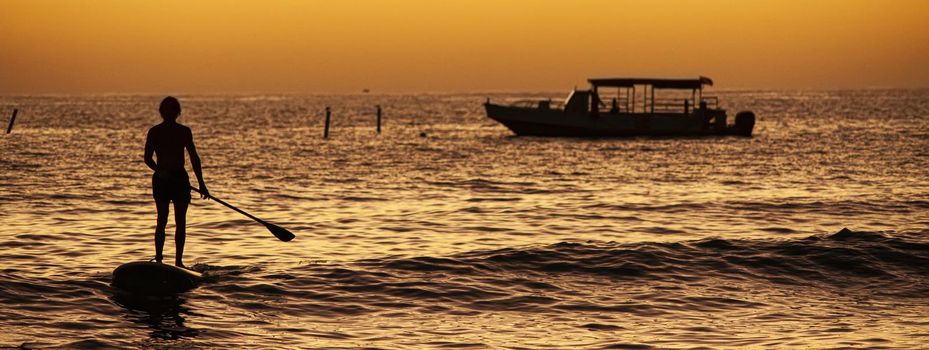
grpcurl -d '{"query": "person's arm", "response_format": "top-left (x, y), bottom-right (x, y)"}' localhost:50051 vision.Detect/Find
top-left (144, 130), bottom-right (158, 172)
top-left (187, 129), bottom-right (209, 199)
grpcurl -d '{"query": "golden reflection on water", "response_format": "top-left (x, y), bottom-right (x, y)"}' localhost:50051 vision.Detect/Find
top-left (1, 91), bottom-right (928, 348)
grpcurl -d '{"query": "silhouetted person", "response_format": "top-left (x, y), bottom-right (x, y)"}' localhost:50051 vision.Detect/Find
top-left (144, 97), bottom-right (208, 268)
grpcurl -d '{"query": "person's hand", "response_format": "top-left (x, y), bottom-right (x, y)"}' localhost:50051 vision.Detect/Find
top-left (199, 184), bottom-right (210, 200)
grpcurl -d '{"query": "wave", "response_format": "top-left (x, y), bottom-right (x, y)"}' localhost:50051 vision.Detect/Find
top-left (5, 229), bottom-right (925, 314)
top-left (123, 228), bottom-right (917, 323)
top-left (426, 178), bottom-right (575, 195)
top-left (358, 228), bottom-right (929, 298)
top-left (582, 200), bottom-right (922, 216)
top-left (110, 227), bottom-right (927, 318)
top-left (3, 228), bottom-right (929, 349)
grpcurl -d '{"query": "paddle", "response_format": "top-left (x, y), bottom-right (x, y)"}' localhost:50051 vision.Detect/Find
top-left (190, 186), bottom-right (295, 242)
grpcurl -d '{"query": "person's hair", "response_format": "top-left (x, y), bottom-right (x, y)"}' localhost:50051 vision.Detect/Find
top-left (159, 96), bottom-right (181, 119)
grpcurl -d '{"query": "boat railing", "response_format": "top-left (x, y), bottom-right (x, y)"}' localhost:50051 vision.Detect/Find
top-left (508, 99), bottom-right (565, 110)
top-left (598, 96), bottom-right (720, 114)
top-left (651, 99), bottom-right (687, 113)
top-left (651, 97), bottom-right (719, 113)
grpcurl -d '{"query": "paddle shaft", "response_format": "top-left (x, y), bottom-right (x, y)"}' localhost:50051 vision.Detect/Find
top-left (190, 186), bottom-right (266, 225)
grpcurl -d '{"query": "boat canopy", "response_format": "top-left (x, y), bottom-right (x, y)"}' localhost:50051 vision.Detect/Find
top-left (588, 76), bottom-right (713, 89)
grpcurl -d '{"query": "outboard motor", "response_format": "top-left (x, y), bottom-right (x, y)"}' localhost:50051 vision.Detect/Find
top-left (733, 111), bottom-right (755, 136)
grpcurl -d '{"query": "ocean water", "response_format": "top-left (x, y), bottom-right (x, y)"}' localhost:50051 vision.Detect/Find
top-left (1, 90), bottom-right (928, 349)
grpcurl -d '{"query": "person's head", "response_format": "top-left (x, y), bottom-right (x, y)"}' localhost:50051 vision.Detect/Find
top-left (159, 96), bottom-right (181, 121)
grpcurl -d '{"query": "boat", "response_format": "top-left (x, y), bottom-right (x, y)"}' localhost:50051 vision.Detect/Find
top-left (484, 76), bottom-right (755, 137)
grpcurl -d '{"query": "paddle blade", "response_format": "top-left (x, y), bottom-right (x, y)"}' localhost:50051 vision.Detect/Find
top-left (265, 222), bottom-right (295, 242)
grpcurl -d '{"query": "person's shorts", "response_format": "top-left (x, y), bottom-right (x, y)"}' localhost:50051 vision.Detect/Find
top-left (152, 171), bottom-right (191, 203)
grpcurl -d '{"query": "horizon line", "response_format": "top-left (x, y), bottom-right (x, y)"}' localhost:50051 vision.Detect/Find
top-left (3, 85), bottom-right (929, 97)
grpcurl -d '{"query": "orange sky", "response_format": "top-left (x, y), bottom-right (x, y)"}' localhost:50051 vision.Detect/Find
top-left (1, 0), bottom-right (928, 93)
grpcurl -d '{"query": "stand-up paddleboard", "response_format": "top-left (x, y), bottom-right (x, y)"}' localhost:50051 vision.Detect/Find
top-left (112, 261), bottom-right (203, 295)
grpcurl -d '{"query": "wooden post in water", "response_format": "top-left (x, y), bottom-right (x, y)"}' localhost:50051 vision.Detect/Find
top-left (6, 109), bottom-right (17, 134)
top-left (323, 107), bottom-right (331, 139)
top-left (376, 105), bottom-right (382, 134)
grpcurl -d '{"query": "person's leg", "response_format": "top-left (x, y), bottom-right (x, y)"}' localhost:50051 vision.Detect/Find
top-left (173, 199), bottom-right (189, 267)
top-left (154, 199), bottom-right (170, 263)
